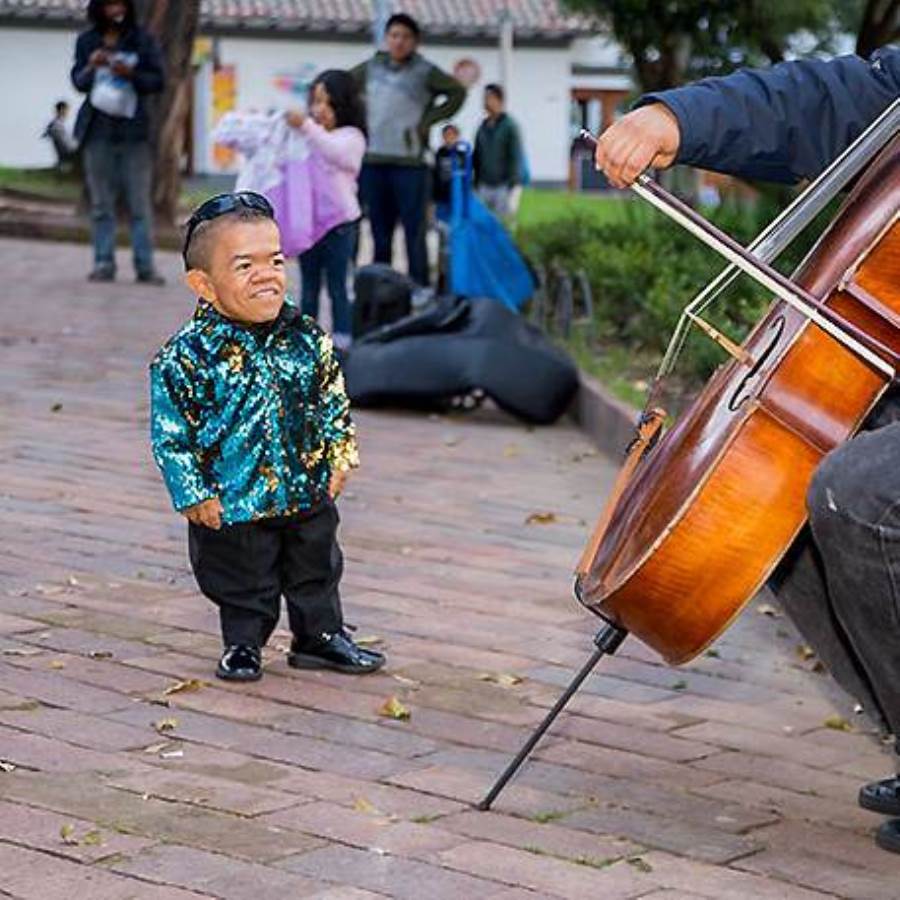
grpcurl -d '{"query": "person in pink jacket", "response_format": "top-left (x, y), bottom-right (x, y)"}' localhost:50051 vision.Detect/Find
top-left (287, 70), bottom-right (366, 349)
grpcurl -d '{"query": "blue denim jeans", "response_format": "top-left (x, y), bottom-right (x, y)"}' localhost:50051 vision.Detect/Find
top-left (773, 390), bottom-right (900, 749)
top-left (360, 163), bottom-right (429, 286)
top-left (299, 221), bottom-right (357, 340)
top-left (83, 138), bottom-right (155, 275)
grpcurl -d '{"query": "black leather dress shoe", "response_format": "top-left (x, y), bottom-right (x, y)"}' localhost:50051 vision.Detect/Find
top-left (287, 630), bottom-right (385, 675)
top-left (216, 644), bottom-right (262, 681)
top-left (877, 819), bottom-right (900, 853)
top-left (88, 267), bottom-right (115, 282)
top-left (859, 775), bottom-right (900, 816)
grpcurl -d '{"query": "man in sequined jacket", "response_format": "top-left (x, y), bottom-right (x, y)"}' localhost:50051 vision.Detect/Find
top-left (150, 191), bottom-right (385, 681)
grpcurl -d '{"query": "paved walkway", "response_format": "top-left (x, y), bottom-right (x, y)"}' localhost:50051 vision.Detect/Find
top-left (0, 237), bottom-right (897, 899)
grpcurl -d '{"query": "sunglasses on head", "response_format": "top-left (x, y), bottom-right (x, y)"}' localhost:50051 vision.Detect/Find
top-left (182, 191), bottom-right (275, 267)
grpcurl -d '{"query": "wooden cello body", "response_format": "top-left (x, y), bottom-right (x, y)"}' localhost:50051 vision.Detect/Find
top-left (576, 137), bottom-right (900, 666)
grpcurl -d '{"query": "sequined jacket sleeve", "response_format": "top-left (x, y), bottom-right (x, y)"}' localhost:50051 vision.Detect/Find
top-left (317, 331), bottom-right (360, 473)
top-left (149, 354), bottom-right (217, 512)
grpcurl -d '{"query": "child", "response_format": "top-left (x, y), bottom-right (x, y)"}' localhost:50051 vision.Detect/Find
top-left (286, 70), bottom-right (367, 351)
top-left (432, 123), bottom-right (466, 209)
top-left (150, 191), bottom-right (384, 681)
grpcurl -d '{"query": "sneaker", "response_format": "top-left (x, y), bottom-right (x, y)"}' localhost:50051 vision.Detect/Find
top-left (136, 270), bottom-right (166, 286)
top-left (876, 819), bottom-right (900, 854)
top-left (88, 267), bottom-right (115, 282)
top-left (216, 644), bottom-right (262, 681)
top-left (287, 630), bottom-right (385, 675)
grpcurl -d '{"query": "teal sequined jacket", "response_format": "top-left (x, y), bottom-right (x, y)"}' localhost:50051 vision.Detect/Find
top-left (150, 301), bottom-right (359, 524)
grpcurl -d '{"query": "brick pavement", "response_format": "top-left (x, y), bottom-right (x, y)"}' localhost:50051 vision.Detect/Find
top-left (0, 237), bottom-right (897, 899)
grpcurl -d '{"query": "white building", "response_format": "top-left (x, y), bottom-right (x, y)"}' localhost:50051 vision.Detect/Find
top-left (0, 0), bottom-right (633, 186)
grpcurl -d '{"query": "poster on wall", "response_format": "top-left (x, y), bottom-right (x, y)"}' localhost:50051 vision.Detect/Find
top-left (212, 65), bottom-right (237, 170)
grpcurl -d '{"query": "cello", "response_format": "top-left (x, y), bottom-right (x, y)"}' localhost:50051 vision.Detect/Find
top-left (480, 98), bottom-right (900, 810)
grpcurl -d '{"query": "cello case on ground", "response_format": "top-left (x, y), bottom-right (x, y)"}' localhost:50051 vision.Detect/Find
top-left (343, 296), bottom-right (579, 424)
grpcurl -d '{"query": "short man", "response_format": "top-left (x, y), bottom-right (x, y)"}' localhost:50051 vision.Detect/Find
top-left (71, 0), bottom-right (165, 285)
top-left (43, 101), bottom-right (78, 169)
top-left (594, 47), bottom-right (900, 854)
top-left (352, 13), bottom-right (465, 285)
top-left (473, 83), bottom-right (523, 219)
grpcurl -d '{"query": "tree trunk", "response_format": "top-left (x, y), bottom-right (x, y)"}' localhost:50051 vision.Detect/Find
top-left (856, 0), bottom-right (900, 58)
top-left (134, 0), bottom-right (201, 224)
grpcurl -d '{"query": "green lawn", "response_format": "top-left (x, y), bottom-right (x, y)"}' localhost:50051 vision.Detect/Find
top-left (0, 166), bottom-right (82, 202)
top-left (516, 187), bottom-right (634, 229)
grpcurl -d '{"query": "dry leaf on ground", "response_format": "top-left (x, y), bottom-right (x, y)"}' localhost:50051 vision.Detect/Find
top-left (162, 679), bottom-right (208, 697)
top-left (477, 672), bottom-right (523, 688)
top-left (59, 824), bottom-right (78, 845)
top-left (142, 741), bottom-right (171, 755)
top-left (352, 797), bottom-right (381, 815)
top-left (525, 512), bottom-right (558, 525)
top-left (824, 715), bottom-right (852, 732)
top-left (154, 717), bottom-right (178, 733)
top-left (88, 650), bottom-right (114, 660)
top-left (81, 830), bottom-right (102, 846)
top-left (378, 696), bottom-right (411, 721)
top-left (49, 660), bottom-right (65, 670)
top-left (355, 635), bottom-right (385, 648)
top-left (796, 644), bottom-right (816, 661)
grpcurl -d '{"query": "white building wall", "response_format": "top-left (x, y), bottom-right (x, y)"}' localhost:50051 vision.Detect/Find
top-left (0, 26), bottom-right (82, 167)
top-left (0, 25), bottom-right (576, 183)
top-left (212, 36), bottom-right (573, 182)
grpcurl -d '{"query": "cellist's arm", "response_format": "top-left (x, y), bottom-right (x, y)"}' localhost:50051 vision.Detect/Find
top-left (596, 48), bottom-right (900, 189)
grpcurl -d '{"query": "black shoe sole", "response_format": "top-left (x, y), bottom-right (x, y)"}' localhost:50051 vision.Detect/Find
top-left (287, 652), bottom-right (385, 675)
top-left (216, 666), bottom-right (262, 682)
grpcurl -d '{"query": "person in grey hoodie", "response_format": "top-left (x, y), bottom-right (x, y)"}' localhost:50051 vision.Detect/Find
top-left (352, 13), bottom-right (465, 286)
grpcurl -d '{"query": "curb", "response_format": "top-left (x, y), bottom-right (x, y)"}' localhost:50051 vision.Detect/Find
top-left (571, 370), bottom-right (638, 460)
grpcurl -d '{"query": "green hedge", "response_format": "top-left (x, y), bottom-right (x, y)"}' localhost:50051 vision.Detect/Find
top-left (516, 192), bottom-right (830, 389)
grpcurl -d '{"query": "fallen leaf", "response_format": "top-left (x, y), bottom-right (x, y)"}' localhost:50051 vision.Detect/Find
top-left (823, 715), bottom-right (852, 732)
top-left (478, 672), bottom-right (523, 688)
top-left (50, 402), bottom-right (63, 413)
top-left (1, 648), bottom-right (42, 657)
top-left (154, 717), bottom-right (178, 733)
top-left (626, 856), bottom-right (653, 873)
top-left (525, 512), bottom-right (558, 525)
top-left (757, 603), bottom-right (780, 618)
top-left (796, 644), bottom-right (816, 661)
top-left (49, 660), bottom-right (66, 670)
top-left (352, 797), bottom-right (380, 815)
top-left (671, 679), bottom-right (688, 691)
top-left (162, 679), bottom-right (207, 697)
top-left (503, 444), bottom-right (520, 458)
top-left (704, 648), bottom-right (720, 659)
top-left (81, 830), bottom-right (102, 846)
top-left (811, 660), bottom-right (826, 674)
top-left (355, 635), bottom-right (384, 648)
top-left (0, 761), bottom-right (16, 773)
top-left (378, 696), bottom-right (411, 721)
top-left (66, 576), bottom-right (80, 587)
top-left (60, 824), bottom-right (78, 845)
top-left (142, 742), bottom-right (171, 755)
top-left (88, 650), bottom-right (114, 660)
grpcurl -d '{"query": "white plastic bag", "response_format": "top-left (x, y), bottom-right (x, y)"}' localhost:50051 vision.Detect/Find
top-left (90, 53), bottom-right (138, 119)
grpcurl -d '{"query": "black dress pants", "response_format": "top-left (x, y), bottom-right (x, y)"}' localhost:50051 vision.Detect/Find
top-left (188, 503), bottom-right (344, 647)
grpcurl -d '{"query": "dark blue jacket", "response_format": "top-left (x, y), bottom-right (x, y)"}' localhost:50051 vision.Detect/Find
top-left (641, 47), bottom-right (900, 183)
top-left (71, 25), bottom-right (165, 145)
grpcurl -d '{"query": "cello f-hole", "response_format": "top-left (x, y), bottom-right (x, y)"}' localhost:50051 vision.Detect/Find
top-left (728, 316), bottom-right (786, 412)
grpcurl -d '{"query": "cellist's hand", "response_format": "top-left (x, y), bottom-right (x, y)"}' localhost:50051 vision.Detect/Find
top-left (594, 103), bottom-right (681, 189)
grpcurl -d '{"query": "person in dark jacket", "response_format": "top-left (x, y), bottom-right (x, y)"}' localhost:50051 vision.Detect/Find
top-left (473, 83), bottom-right (523, 219)
top-left (351, 13), bottom-right (466, 285)
top-left (594, 46), bottom-right (900, 855)
top-left (71, 0), bottom-right (165, 285)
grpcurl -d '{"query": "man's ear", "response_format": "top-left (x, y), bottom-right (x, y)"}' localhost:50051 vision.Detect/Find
top-left (185, 269), bottom-right (216, 302)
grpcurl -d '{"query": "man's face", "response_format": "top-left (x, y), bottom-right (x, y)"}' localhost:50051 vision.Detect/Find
top-left (102, 1), bottom-right (128, 25)
top-left (386, 24), bottom-right (417, 63)
top-left (484, 91), bottom-right (503, 116)
top-left (188, 219), bottom-right (287, 325)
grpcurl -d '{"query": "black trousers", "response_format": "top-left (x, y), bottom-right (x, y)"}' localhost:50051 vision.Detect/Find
top-left (772, 389), bottom-right (900, 751)
top-left (188, 503), bottom-right (344, 647)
